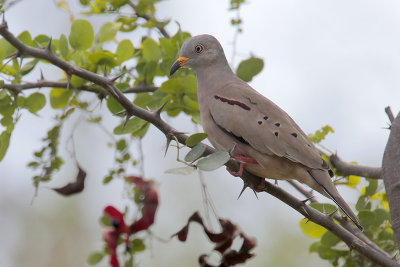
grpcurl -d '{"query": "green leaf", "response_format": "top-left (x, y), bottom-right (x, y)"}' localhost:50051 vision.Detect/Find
top-left (59, 34), bottom-right (69, 57)
top-left (196, 151), bottom-right (230, 171)
top-left (107, 96), bottom-right (124, 114)
top-left (20, 59), bottom-right (38, 76)
top-left (97, 22), bottom-right (121, 43)
top-left (358, 210), bottom-right (376, 228)
top-left (117, 39), bottom-right (134, 62)
top-left (236, 57), bottom-right (264, 82)
top-left (50, 88), bottom-right (73, 109)
top-left (375, 208), bottom-right (390, 226)
top-left (142, 37), bottom-right (161, 62)
top-left (185, 133), bottom-right (208, 147)
top-left (320, 231), bottom-right (340, 247)
top-left (184, 143), bottom-right (206, 162)
top-left (299, 218), bottom-right (327, 238)
top-left (18, 31), bottom-right (34, 46)
top-left (160, 75), bottom-right (197, 94)
top-left (89, 51), bottom-right (118, 67)
top-left (165, 166), bottom-right (196, 175)
top-left (346, 175), bottom-right (360, 188)
top-left (24, 92), bottom-right (46, 114)
top-left (0, 80), bottom-right (4, 88)
top-left (309, 241), bottom-right (320, 253)
top-left (365, 178), bottom-right (378, 196)
top-left (317, 245), bottom-right (340, 260)
top-left (0, 38), bottom-right (16, 61)
top-left (356, 195), bottom-right (371, 211)
top-left (69, 19), bottom-right (94, 50)
top-left (87, 252), bottom-right (105, 265)
top-left (308, 125), bottom-right (334, 144)
top-left (0, 131), bottom-right (11, 162)
top-left (113, 117), bottom-right (148, 135)
top-left (309, 203), bottom-right (337, 214)
top-left (131, 238), bottom-right (146, 252)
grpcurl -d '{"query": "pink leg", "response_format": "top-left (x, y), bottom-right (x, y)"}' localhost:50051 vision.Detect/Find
top-left (226, 154), bottom-right (258, 177)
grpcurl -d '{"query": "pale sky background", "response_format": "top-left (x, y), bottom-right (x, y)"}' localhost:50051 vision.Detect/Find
top-left (1, 0), bottom-right (399, 266)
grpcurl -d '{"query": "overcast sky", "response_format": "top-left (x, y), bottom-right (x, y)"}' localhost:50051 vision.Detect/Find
top-left (1, 0), bottom-right (399, 266)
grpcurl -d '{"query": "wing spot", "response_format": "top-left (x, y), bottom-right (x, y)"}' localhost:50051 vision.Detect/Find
top-left (263, 116), bottom-right (268, 120)
top-left (258, 121), bottom-right (262, 125)
top-left (291, 133), bottom-right (298, 138)
top-left (307, 144), bottom-right (311, 147)
top-left (274, 132), bottom-right (279, 136)
top-left (275, 122), bottom-right (280, 127)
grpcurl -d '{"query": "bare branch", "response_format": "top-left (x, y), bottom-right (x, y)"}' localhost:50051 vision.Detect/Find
top-left (382, 109), bottom-right (400, 250)
top-left (386, 106), bottom-right (395, 123)
top-left (330, 154), bottom-right (382, 179)
top-left (2, 81), bottom-right (159, 95)
top-left (128, 1), bottom-right (171, 39)
top-left (0, 22), bottom-right (397, 266)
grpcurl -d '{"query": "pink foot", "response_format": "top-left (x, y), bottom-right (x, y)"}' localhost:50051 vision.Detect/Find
top-left (256, 178), bottom-right (266, 192)
top-left (226, 154), bottom-right (258, 177)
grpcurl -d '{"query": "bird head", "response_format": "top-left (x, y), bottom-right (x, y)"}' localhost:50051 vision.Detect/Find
top-left (170, 34), bottom-right (227, 76)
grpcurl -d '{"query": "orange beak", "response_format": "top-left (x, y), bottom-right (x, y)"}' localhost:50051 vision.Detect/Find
top-left (170, 56), bottom-right (190, 76)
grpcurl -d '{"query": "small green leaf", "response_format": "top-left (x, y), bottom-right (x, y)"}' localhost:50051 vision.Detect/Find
top-left (299, 218), bottom-right (327, 238)
top-left (69, 19), bottom-right (94, 50)
top-left (320, 231), bottom-right (340, 247)
top-left (0, 131), bottom-right (11, 162)
top-left (97, 22), bottom-right (121, 43)
top-left (131, 238), bottom-right (146, 252)
top-left (356, 195), bottom-right (371, 211)
top-left (308, 125), bottom-right (334, 144)
top-left (184, 143), bottom-right (206, 162)
top-left (103, 175), bottom-right (113, 184)
top-left (20, 59), bottom-right (38, 76)
top-left (165, 166), bottom-right (196, 175)
top-left (50, 88), bottom-right (73, 109)
top-left (0, 80), bottom-right (4, 88)
top-left (107, 96), bottom-right (123, 114)
top-left (113, 117), bottom-right (147, 135)
top-left (365, 178), bottom-right (378, 196)
top-left (117, 39), bottom-right (134, 62)
top-left (196, 151), bottom-right (230, 171)
top-left (185, 133), bottom-right (208, 147)
top-left (87, 252), bottom-right (105, 265)
top-left (24, 92), bottom-right (46, 114)
top-left (116, 139), bottom-right (127, 151)
top-left (142, 38), bottom-right (161, 62)
top-left (317, 245), bottom-right (340, 260)
top-left (309, 241), bottom-right (321, 253)
top-left (358, 210), bottom-right (376, 228)
top-left (236, 57), bottom-right (264, 82)
top-left (59, 34), bottom-right (69, 57)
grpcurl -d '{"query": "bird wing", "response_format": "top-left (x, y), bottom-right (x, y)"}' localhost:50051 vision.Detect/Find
top-left (208, 81), bottom-right (328, 170)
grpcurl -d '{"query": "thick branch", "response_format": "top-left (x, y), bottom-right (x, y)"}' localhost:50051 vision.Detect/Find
top-left (382, 110), bottom-right (400, 250)
top-left (330, 154), bottom-right (382, 179)
top-left (0, 21), bottom-right (397, 266)
top-left (288, 180), bottom-right (392, 259)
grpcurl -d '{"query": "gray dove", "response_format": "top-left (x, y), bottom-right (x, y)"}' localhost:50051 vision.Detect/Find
top-left (170, 34), bottom-right (363, 231)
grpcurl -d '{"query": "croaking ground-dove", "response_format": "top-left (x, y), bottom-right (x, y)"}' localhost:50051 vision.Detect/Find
top-left (170, 34), bottom-right (363, 231)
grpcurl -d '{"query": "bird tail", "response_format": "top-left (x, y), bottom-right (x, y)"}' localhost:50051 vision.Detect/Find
top-left (307, 169), bottom-right (364, 231)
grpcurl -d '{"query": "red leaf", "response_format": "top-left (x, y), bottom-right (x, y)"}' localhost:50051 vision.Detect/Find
top-left (103, 228), bottom-right (120, 267)
top-left (127, 176), bottom-right (159, 234)
top-left (52, 166), bottom-right (86, 196)
top-left (104, 206), bottom-right (128, 234)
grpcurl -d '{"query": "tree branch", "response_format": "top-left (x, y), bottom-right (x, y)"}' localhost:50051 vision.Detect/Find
top-left (330, 154), bottom-right (382, 179)
top-left (0, 21), bottom-right (398, 266)
top-left (382, 108), bottom-right (400, 250)
top-left (128, 1), bottom-right (171, 39)
top-left (2, 80), bottom-right (159, 95)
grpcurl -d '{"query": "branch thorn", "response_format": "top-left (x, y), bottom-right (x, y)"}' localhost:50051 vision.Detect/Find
top-left (153, 101), bottom-right (168, 118)
top-left (122, 113), bottom-right (132, 129)
top-left (237, 181), bottom-right (249, 200)
top-left (19, 53), bottom-right (24, 68)
top-left (301, 195), bottom-right (314, 204)
top-left (45, 37), bottom-right (53, 53)
top-left (103, 64), bottom-right (107, 77)
top-left (113, 110), bottom-right (127, 116)
top-left (327, 208), bottom-right (338, 218)
top-left (109, 73), bottom-right (123, 84)
top-left (40, 69), bottom-right (45, 81)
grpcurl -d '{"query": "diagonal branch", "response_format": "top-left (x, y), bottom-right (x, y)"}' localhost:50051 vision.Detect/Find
top-left (0, 21), bottom-right (397, 266)
top-left (330, 154), bottom-right (382, 179)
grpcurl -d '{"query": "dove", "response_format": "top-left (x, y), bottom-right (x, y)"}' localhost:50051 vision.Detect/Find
top-left (170, 34), bottom-right (363, 231)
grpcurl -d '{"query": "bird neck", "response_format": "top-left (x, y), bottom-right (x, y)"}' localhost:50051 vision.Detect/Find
top-left (195, 60), bottom-right (235, 94)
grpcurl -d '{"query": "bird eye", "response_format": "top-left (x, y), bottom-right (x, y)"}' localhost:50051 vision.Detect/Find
top-left (194, 44), bottom-right (204, 54)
